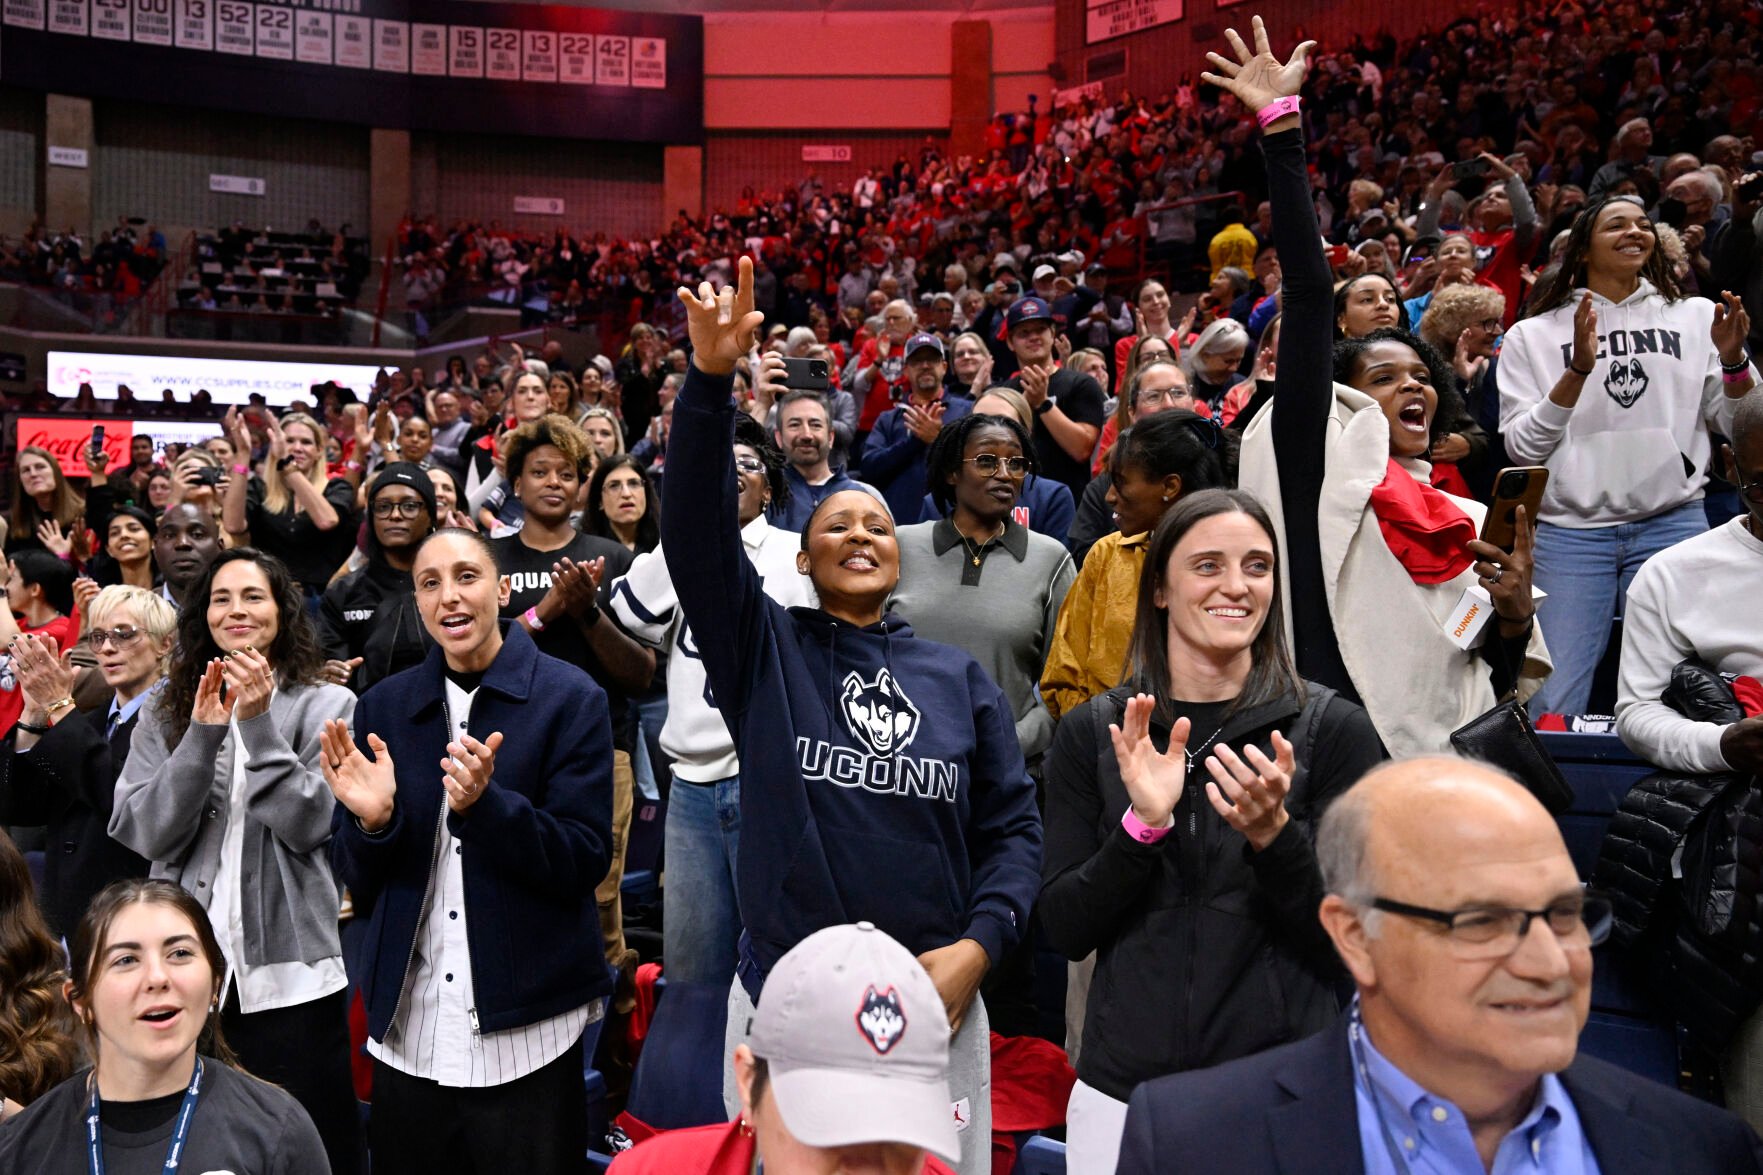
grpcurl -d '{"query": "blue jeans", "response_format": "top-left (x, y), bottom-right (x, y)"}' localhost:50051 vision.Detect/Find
top-left (631, 692), bottom-right (669, 803)
top-left (1528, 500), bottom-right (1708, 716)
top-left (663, 776), bottom-right (742, 984)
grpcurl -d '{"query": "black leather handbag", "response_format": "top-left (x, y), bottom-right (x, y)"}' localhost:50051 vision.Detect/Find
top-left (1450, 700), bottom-right (1574, 813)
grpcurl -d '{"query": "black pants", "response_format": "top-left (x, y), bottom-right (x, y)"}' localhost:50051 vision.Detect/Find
top-left (369, 1044), bottom-right (587, 1175)
top-left (221, 986), bottom-right (364, 1175)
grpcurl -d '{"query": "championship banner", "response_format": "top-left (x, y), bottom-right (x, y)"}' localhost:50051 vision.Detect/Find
top-left (16, 416), bottom-right (225, 477)
top-left (48, 349), bottom-right (386, 407)
top-left (0, 1), bottom-right (703, 143)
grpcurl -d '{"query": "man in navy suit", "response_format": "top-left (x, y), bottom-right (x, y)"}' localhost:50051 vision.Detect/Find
top-left (1117, 754), bottom-right (1763, 1174)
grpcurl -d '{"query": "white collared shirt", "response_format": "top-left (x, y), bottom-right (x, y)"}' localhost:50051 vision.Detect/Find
top-left (209, 699), bottom-right (349, 1014)
top-left (367, 676), bottom-right (600, 1087)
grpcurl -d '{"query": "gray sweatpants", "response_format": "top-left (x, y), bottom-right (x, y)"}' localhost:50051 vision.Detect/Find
top-left (723, 977), bottom-right (991, 1175)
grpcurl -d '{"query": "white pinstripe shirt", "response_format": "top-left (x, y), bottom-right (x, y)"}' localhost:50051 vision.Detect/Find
top-left (366, 678), bottom-right (602, 1087)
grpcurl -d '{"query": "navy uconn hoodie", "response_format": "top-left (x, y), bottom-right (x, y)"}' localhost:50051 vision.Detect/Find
top-left (664, 365), bottom-right (1042, 1001)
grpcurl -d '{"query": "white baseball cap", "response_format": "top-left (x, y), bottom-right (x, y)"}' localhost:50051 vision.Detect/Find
top-left (749, 922), bottom-right (958, 1162)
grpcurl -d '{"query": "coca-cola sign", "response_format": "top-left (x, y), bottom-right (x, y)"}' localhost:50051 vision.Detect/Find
top-left (16, 417), bottom-right (224, 477)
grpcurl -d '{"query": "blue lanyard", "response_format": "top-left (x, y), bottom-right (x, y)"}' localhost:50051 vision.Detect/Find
top-left (85, 1058), bottom-right (204, 1175)
top-left (1349, 1009), bottom-right (1415, 1175)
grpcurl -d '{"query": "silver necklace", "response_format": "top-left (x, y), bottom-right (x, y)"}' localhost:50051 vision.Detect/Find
top-left (1184, 722), bottom-right (1228, 771)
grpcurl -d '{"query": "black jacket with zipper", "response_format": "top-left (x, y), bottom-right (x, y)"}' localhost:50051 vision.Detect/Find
top-left (1040, 681), bottom-right (1385, 1102)
top-left (317, 560), bottom-right (432, 693)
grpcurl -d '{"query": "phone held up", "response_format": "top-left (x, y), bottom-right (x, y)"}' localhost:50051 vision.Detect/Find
top-left (1480, 466), bottom-right (1549, 553)
top-left (781, 357), bottom-right (830, 392)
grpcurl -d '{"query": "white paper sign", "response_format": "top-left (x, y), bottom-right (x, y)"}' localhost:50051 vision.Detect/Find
top-left (802, 145), bottom-right (852, 163)
top-left (91, 0), bottom-right (130, 41)
top-left (48, 0), bottom-right (88, 36)
top-left (130, 0), bottom-right (171, 45)
top-left (513, 196), bottom-right (564, 216)
top-left (3, 0), bottom-right (47, 31)
top-left (1085, 0), bottom-right (1183, 44)
top-left (447, 25), bottom-right (482, 78)
top-left (595, 35), bottom-right (628, 86)
top-left (293, 10), bottom-right (330, 63)
top-left (48, 145), bottom-right (88, 167)
top-left (334, 13), bottom-right (369, 68)
top-left (410, 21), bottom-right (445, 75)
top-left (558, 30), bottom-right (593, 84)
top-left (372, 18), bottom-right (407, 72)
top-left (484, 27), bottom-right (520, 80)
top-left (631, 36), bottom-right (665, 89)
top-left (521, 29), bottom-right (556, 83)
top-left (209, 173), bottom-right (265, 196)
top-left (49, 350), bottom-right (385, 406)
top-left (253, 3), bottom-right (292, 59)
top-left (213, 0), bottom-right (251, 54)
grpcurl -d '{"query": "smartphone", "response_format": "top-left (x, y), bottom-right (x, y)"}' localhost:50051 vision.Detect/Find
top-left (90, 425), bottom-right (105, 453)
top-left (781, 357), bottom-right (831, 392)
top-left (1657, 197), bottom-right (1689, 230)
top-left (1481, 466), bottom-right (1550, 552)
top-left (1325, 243), bottom-right (1350, 268)
top-left (1451, 157), bottom-right (1492, 182)
top-left (193, 465), bottom-right (225, 487)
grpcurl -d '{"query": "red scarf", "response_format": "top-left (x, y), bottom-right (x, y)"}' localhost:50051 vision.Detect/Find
top-left (1367, 459), bottom-right (1476, 584)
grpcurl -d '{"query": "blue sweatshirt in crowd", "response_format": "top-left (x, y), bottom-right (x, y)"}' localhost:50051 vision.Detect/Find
top-left (664, 364), bottom-right (1043, 1001)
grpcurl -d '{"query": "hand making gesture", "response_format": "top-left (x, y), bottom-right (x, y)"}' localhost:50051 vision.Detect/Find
top-left (1200, 732), bottom-right (1296, 851)
top-left (1200, 15), bottom-right (1314, 118)
top-left (320, 718), bottom-right (396, 833)
top-left (678, 256), bottom-right (765, 378)
top-left (441, 730), bottom-right (505, 815)
top-left (1109, 693), bottom-right (1190, 831)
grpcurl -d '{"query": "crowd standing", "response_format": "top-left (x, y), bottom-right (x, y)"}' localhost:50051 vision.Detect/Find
top-left (2, 1), bottom-right (1763, 1171)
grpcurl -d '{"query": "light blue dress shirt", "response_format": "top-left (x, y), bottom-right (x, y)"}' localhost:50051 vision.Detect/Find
top-left (1351, 1007), bottom-right (1601, 1174)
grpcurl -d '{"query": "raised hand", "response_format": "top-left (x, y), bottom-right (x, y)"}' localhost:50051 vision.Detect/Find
top-left (1202, 732), bottom-right (1296, 851)
top-left (72, 576), bottom-right (100, 616)
top-left (1467, 504), bottom-right (1537, 627)
top-left (1108, 693), bottom-right (1190, 829)
top-left (1713, 291), bottom-right (1752, 366)
top-left (221, 646), bottom-right (276, 721)
top-left (677, 256), bottom-right (764, 377)
top-left (1453, 329), bottom-right (1489, 384)
top-left (1200, 16), bottom-right (1314, 114)
top-left (36, 519), bottom-right (73, 560)
top-left (440, 730), bottom-right (505, 814)
top-left (323, 657), bottom-right (364, 687)
top-left (11, 632), bottom-right (76, 713)
top-left (320, 718), bottom-right (396, 833)
top-left (1018, 362), bottom-right (1051, 408)
top-left (1570, 291), bottom-right (1599, 373)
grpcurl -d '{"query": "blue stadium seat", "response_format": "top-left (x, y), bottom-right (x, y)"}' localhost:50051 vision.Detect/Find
top-left (1014, 1134), bottom-right (1067, 1174)
top-left (584, 1150), bottom-right (613, 1172)
top-left (625, 979), bottom-right (730, 1130)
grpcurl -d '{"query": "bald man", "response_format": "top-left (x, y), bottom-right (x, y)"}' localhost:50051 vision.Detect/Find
top-left (1118, 757), bottom-right (1763, 1174)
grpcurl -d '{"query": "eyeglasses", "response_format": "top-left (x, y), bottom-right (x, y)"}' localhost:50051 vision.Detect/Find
top-left (1478, 318), bottom-right (1503, 334)
top-left (83, 626), bottom-right (144, 651)
top-left (962, 454), bottom-right (1030, 478)
top-left (1737, 470), bottom-right (1763, 505)
top-left (733, 456), bottom-right (766, 475)
top-left (1136, 387), bottom-right (1189, 408)
top-left (1370, 891), bottom-right (1613, 960)
top-left (372, 499), bottom-right (428, 519)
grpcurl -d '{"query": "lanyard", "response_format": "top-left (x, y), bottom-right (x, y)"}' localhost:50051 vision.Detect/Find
top-left (85, 1058), bottom-right (204, 1175)
top-left (1349, 1010), bottom-right (1415, 1175)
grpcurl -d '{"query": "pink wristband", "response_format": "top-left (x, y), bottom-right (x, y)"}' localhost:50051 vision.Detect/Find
top-left (1121, 807), bottom-right (1174, 844)
top-left (1256, 96), bottom-right (1302, 129)
top-left (1724, 368), bottom-right (1752, 385)
top-left (232, 463), bottom-right (250, 475)
top-left (523, 606), bottom-right (545, 632)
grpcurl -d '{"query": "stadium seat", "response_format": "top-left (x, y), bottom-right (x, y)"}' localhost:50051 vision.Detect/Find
top-left (1014, 1133), bottom-right (1067, 1174)
top-left (624, 979), bottom-right (730, 1130)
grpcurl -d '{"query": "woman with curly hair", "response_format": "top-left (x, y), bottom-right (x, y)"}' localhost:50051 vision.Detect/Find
top-left (1417, 282), bottom-right (1504, 494)
top-left (0, 831), bottom-right (80, 1123)
top-left (0, 879), bottom-right (329, 1171)
top-left (108, 548), bottom-right (362, 1174)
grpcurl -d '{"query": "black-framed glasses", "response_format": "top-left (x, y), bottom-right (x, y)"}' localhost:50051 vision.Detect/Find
top-left (1370, 891), bottom-right (1613, 960)
top-left (82, 626), bottom-right (144, 651)
top-left (962, 454), bottom-right (1029, 478)
top-left (733, 456), bottom-right (766, 475)
top-left (1737, 469), bottom-right (1763, 506)
top-left (371, 499), bottom-right (428, 519)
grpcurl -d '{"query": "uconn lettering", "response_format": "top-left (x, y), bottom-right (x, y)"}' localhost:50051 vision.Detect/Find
top-left (1558, 329), bottom-right (1682, 366)
top-left (796, 737), bottom-right (960, 803)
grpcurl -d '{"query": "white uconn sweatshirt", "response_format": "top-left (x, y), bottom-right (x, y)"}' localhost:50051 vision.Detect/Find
top-left (1499, 281), bottom-right (1756, 528)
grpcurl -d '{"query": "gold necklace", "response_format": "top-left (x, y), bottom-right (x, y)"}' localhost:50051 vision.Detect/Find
top-left (955, 519), bottom-right (1005, 567)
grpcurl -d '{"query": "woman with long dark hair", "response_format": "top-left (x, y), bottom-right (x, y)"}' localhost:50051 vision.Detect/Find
top-left (0, 879), bottom-right (328, 1171)
top-left (584, 455), bottom-right (660, 554)
top-left (665, 259), bottom-right (1041, 1175)
top-left (1499, 195), bottom-right (1755, 714)
top-left (0, 831), bottom-right (80, 1123)
top-left (108, 548), bottom-right (362, 1174)
top-left (1222, 19), bottom-right (1551, 756)
top-left (1041, 490), bottom-right (1383, 1171)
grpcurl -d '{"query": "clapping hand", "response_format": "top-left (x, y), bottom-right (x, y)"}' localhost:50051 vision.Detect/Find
top-left (36, 519), bottom-right (73, 559)
top-left (1018, 362), bottom-right (1051, 409)
top-left (220, 646), bottom-right (276, 721)
top-left (320, 718), bottom-right (396, 833)
top-left (1570, 291), bottom-right (1599, 374)
top-left (10, 633), bottom-right (76, 714)
top-left (192, 659), bottom-right (235, 725)
top-left (1109, 693), bottom-right (1188, 830)
top-left (678, 257), bottom-right (765, 378)
top-left (904, 401), bottom-right (946, 444)
top-left (72, 576), bottom-right (100, 616)
top-left (1713, 291), bottom-right (1751, 366)
top-left (441, 730), bottom-right (505, 815)
top-left (1200, 16), bottom-right (1314, 116)
top-left (1202, 732), bottom-right (1295, 851)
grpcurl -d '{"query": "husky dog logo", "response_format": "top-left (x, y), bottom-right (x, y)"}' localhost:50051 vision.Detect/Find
top-left (1603, 358), bottom-right (1650, 408)
top-left (839, 669), bottom-right (921, 757)
top-left (856, 985), bottom-right (908, 1054)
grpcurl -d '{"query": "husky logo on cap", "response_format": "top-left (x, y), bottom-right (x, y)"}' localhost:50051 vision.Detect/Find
top-left (857, 985), bottom-right (907, 1054)
top-left (839, 669), bottom-right (921, 757)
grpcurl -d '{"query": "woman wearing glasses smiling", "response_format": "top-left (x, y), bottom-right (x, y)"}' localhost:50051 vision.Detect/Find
top-left (0, 585), bottom-right (171, 937)
top-left (318, 464), bottom-right (437, 693)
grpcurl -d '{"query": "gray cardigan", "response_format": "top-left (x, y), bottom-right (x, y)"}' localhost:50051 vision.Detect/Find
top-left (891, 517), bottom-right (1076, 759)
top-left (110, 680), bottom-right (356, 969)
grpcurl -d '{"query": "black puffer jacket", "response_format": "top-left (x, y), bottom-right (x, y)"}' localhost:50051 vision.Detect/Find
top-left (317, 560), bottom-right (432, 693)
top-left (1592, 660), bottom-right (1763, 1086)
top-left (1040, 681), bottom-right (1385, 1102)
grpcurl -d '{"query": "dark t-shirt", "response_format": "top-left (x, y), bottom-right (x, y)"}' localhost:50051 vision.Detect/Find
top-left (244, 474), bottom-right (360, 594)
top-left (1010, 367), bottom-right (1106, 500)
top-left (491, 530), bottom-right (637, 750)
top-left (0, 1062), bottom-right (328, 1175)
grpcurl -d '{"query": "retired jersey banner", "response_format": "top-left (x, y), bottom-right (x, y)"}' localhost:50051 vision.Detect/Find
top-left (0, 1), bottom-right (703, 143)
